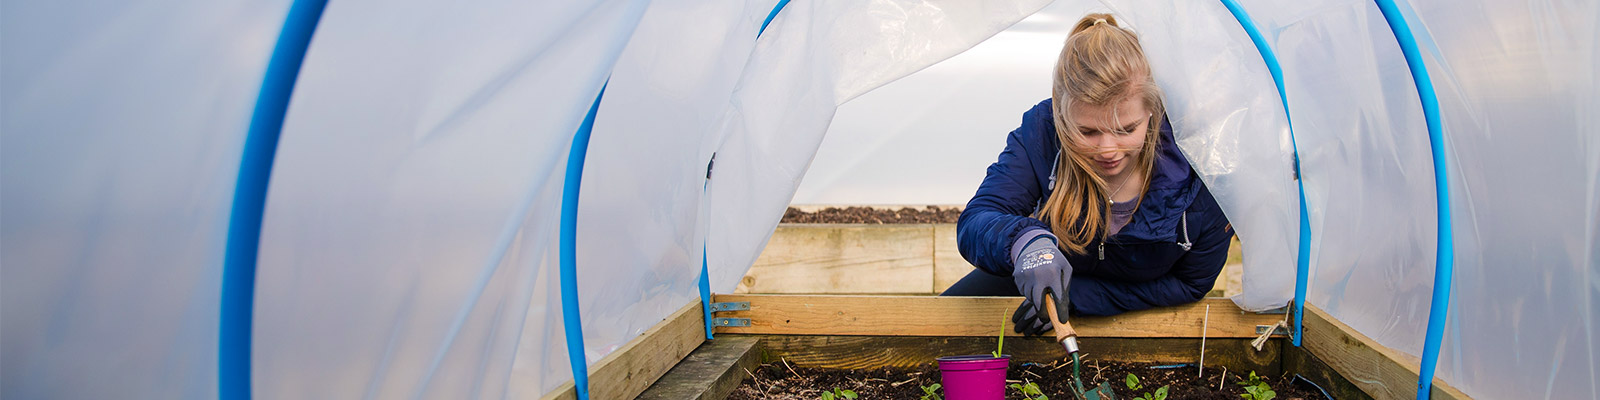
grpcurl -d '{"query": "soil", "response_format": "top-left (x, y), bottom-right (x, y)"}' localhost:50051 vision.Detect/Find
top-left (782, 206), bottom-right (962, 224)
top-left (729, 359), bottom-right (1329, 400)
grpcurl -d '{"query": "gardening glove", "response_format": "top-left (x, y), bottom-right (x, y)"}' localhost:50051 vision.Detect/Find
top-left (1010, 228), bottom-right (1072, 336)
top-left (1011, 298), bottom-right (1053, 336)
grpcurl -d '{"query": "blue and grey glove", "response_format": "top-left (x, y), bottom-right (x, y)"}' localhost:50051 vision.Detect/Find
top-left (1010, 228), bottom-right (1072, 336)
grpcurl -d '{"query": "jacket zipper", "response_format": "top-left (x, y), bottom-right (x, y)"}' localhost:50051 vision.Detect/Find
top-left (1098, 243), bottom-right (1105, 260)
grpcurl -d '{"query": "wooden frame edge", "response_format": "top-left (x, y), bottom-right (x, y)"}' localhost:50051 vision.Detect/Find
top-left (541, 300), bottom-right (706, 400)
top-left (711, 294), bottom-right (1283, 338)
top-left (1301, 305), bottom-right (1472, 400)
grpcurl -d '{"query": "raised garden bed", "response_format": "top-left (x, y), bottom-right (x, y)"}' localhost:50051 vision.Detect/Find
top-left (730, 359), bottom-right (1330, 400)
top-left (550, 295), bottom-right (1472, 400)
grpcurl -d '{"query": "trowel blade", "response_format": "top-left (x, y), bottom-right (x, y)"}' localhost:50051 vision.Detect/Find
top-left (1080, 381), bottom-right (1119, 400)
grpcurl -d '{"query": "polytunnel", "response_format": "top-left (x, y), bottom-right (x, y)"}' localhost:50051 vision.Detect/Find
top-left (1, 0), bottom-right (1595, 398)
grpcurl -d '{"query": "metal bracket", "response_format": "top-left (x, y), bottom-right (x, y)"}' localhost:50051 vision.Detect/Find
top-left (712, 318), bottom-right (750, 327)
top-left (709, 301), bottom-right (749, 312)
top-left (1256, 324), bottom-right (1291, 336)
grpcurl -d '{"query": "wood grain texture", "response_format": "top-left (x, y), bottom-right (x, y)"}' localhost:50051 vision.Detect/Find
top-left (540, 301), bottom-right (706, 400)
top-left (1283, 343), bottom-right (1376, 400)
top-left (1301, 305), bottom-right (1471, 400)
top-left (637, 336), bottom-right (760, 400)
top-left (932, 224), bottom-right (975, 293)
top-left (711, 294), bottom-right (1282, 338)
top-left (737, 224), bottom-right (935, 294)
top-left (752, 335), bottom-right (1279, 376)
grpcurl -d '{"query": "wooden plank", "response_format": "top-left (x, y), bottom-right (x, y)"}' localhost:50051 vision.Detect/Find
top-left (1282, 342), bottom-right (1375, 400)
top-left (737, 224), bottom-right (935, 294)
top-left (1301, 305), bottom-right (1472, 400)
top-left (753, 335), bottom-right (1279, 377)
top-left (932, 224), bottom-right (975, 294)
top-left (541, 301), bottom-right (706, 400)
top-left (637, 336), bottom-right (761, 400)
top-left (712, 294), bottom-right (1281, 338)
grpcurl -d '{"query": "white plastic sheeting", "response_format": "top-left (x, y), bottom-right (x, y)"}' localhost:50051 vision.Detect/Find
top-left (702, 0), bottom-right (1053, 292)
top-left (255, 0), bottom-right (1049, 398)
top-left (0, 0), bottom-right (290, 398)
top-left (1101, 1), bottom-right (1300, 312)
top-left (575, 0), bottom-right (773, 371)
top-left (4, 0), bottom-right (1598, 399)
top-left (792, 0), bottom-right (1106, 206)
top-left (253, 0), bottom-right (648, 398)
top-left (1228, 0), bottom-right (1439, 358)
top-left (1403, 1), bottom-right (1599, 398)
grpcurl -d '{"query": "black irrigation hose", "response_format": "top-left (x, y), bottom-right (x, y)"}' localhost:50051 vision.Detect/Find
top-left (1293, 373), bottom-right (1335, 400)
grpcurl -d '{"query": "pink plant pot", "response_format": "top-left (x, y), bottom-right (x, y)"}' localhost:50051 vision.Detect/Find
top-left (936, 355), bottom-right (1010, 400)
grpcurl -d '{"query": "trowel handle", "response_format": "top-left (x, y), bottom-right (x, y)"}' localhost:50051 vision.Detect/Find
top-left (1043, 295), bottom-right (1078, 350)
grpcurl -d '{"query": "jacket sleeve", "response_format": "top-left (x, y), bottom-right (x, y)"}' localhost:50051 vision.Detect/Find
top-left (957, 105), bottom-right (1054, 276)
top-left (1068, 191), bottom-right (1233, 316)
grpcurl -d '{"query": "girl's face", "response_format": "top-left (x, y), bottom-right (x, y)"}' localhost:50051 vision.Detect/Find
top-left (1069, 96), bottom-right (1150, 179)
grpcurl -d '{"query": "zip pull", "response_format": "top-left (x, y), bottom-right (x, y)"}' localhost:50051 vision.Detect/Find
top-left (1098, 242), bottom-right (1105, 260)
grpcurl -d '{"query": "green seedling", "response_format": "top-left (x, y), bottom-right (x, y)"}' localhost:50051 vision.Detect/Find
top-left (918, 383), bottom-right (943, 400)
top-left (1236, 371), bottom-right (1266, 387)
top-left (1239, 384), bottom-right (1275, 400)
top-left (1008, 379), bottom-right (1049, 400)
top-left (993, 310), bottom-right (1006, 358)
top-left (1132, 385), bottom-right (1168, 400)
top-left (1125, 374), bottom-right (1168, 400)
top-left (818, 387), bottom-right (857, 400)
top-left (1235, 371), bottom-right (1275, 400)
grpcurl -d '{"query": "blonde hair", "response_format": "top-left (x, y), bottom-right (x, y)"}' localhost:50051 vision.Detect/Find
top-left (1036, 13), bottom-right (1167, 255)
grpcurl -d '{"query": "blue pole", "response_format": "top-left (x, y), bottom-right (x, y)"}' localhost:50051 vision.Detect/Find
top-left (220, 1), bottom-right (327, 399)
top-left (1370, 1), bottom-right (1453, 398)
top-left (759, 0), bottom-right (793, 36)
top-left (1216, 0), bottom-right (1314, 346)
top-left (560, 83), bottom-right (608, 400)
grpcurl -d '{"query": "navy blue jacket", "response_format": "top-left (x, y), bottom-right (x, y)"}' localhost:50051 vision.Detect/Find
top-left (957, 99), bottom-right (1232, 316)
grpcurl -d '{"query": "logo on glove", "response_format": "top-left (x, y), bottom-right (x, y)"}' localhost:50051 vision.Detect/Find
top-left (1018, 249), bottom-right (1054, 271)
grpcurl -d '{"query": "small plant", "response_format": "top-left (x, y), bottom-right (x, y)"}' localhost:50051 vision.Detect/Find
top-left (1235, 371), bottom-right (1276, 400)
top-left (818, 387), bottom-right (857, 400)
top-left (1008, 379), bottom-right (1048, 400)
top-left (1133, 386), bottom-right (1169, 400)
top-left (1124, 373), bottom-right (1168, 400)
top-left (1237, 371), bottom-right (1266, 387)
top-left (918, 383), bottom-right (943, 400)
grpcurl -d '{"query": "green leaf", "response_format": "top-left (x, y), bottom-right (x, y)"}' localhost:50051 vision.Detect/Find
top-left (821, 391), bottom-right (835, 400)
top-left (1154, 385), bottom-right (1168, 400)
top-left (996, 309), bottom-right (1007, 357)
top-left (1258, 388), bottom-right (1276, 400)
top-left (1125, 373), bottom-right (1141, 390)
top-left (1009, 384), bottom-right (1024, 391)
top-left (840, 389), bottom-right (858, 399)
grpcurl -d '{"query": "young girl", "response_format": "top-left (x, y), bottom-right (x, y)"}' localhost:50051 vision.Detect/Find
top-left (946, 13), bottom-right (1232, 336)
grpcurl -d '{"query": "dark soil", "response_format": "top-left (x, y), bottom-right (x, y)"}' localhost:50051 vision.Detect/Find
top-left (729, 359), bottom-right (1328, 400)
top-left (782, 206), bottom-right (962, 224)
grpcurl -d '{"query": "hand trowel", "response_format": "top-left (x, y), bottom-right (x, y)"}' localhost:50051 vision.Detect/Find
top-left (1043, 295), bottom-right (1118, 400)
